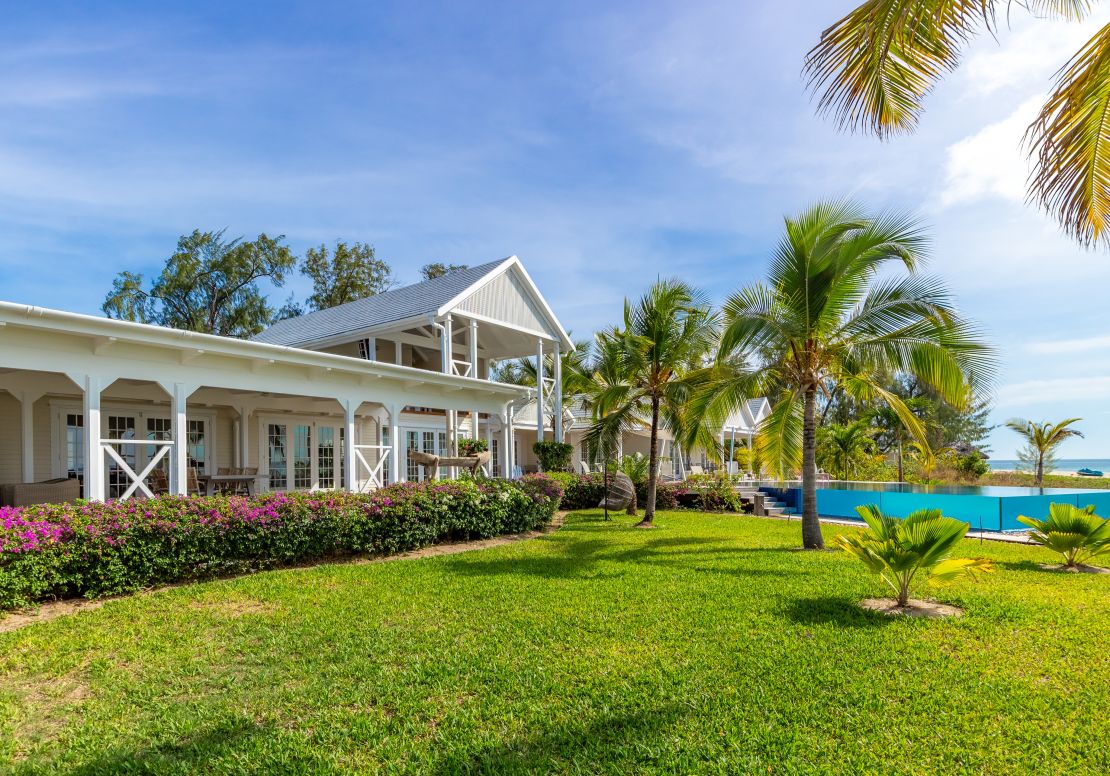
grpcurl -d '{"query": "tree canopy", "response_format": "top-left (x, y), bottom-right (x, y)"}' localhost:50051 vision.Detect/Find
top-left (101, 229), bottom-right (296, 338)
top-left (421, 262), bottom-right (468, 280)
top-left (301, 241), bottom-right (393, 311)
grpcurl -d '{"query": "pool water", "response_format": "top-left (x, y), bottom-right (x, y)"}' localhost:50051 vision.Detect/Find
top-left (763, 481), bottom-right (1110, 532)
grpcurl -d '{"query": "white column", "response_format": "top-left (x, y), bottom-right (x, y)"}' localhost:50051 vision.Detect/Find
top-left (502, 404), bottom-right (515, 479)
top-left (365, 338), bottom-right (376, 361)
top-left (485, 417), bottom-right (494, 473)
top-left (469, 319), bottom-right (479, 377)
top-left (443, 315), bottom-right (454, 374)
top-left (389, 403), bottom-right (403, 483)
top-left (343, 398), bottom-right (357, 491)
top-left (238, 406), bottom-right (251, 468)
top-left (535, 338), bottom-right (545, 443)
top-left (170, 383), bottom-right (189, 496)
top-left (81, 375), bottom-right (104, 501)
top-left (553, 341), bottom-right (563, 443)
top-left (19, 391), bottom-right (42, 482)
top-left (394, 340), bottom-right (402, 366)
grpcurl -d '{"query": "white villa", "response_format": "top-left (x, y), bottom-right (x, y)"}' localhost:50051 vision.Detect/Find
top-left (0, 257), bottom-right (574, 502)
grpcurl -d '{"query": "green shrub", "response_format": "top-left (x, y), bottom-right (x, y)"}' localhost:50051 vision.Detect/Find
top-left (1018, 503), bottom-right (1110, 568)
top-left (532, 440), bottom-right (574, 472)
top-left (458, 438), bottom-right (488, 456)
top-left (0, 476), bottom-right (563, 611)
top-left (837, 505), bottom-right (993, 607)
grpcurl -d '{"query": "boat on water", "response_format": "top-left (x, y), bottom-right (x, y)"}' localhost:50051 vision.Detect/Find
top-left (1077, 467), bottom-right (1104, 477)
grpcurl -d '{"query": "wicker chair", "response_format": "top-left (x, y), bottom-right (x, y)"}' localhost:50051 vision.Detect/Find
top-left (0, 478), bottom-right (81, 507)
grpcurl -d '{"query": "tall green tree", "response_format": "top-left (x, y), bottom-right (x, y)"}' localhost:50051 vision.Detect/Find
top-left (818, 420), bottom-right (876, 481)
top-left (584, 280), bottom-right (720, 527)
top-left (804, 1), bottom-right (1110, 247)
top-left (706, 201), bottom-right (995, 549)
top-left (102, 229), bottom-right (296, 338)
top-left (1005, 417), bottom-right (1084, 486)
top-left (421, 262), bottom-right (468, 280)
top-left (869, 396), bottom-right (931, 482)
top-left (302, 241), bottom-right (393, 311)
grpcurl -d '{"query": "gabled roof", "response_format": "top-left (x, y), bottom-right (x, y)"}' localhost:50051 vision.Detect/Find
top-left (253, 256), bottom-right (572, 350)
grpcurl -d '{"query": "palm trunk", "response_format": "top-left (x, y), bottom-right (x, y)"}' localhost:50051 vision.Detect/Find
top-left (638, 395), bottom-right (661, 527)
top-left (1036, 452), bottom-right (1044, 488)
top-left (802, 386), bottom-right (824, 549)
top-left (896, 441), bottom-right (904, 484)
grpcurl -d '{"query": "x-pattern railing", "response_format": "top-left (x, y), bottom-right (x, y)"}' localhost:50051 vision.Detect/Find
top-left (102, 438), bottom-right (173, 500)
top-left (353, 444), bottom-right (391, 492)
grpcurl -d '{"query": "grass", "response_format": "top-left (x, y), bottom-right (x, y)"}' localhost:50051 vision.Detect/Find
top-left (2, 511), bottom-right (1109, 774)
top-left (982, 470), bottom-right (1110, 489)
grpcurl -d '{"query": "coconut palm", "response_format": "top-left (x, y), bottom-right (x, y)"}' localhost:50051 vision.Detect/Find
top-left (818, 419), bottom-right (875, 481)
top-left (584, 280), bottom-right (720, 526)
top-left (869, 397), bottom-right (931, 483)
top-left (804, 2), bottom-right (1110, 247)
top-left (704, 201), bottom-right (995, 549)
top-left (837, 505), bottom-right (993, 607)
top-left (1004, 417), bottom-right (1084, 486)
top-left (1018, 502), bottom-right (1110, 568)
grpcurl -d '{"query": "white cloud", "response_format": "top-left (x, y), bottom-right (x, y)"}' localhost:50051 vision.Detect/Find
top-left (996, 375), bottom-right (1110, 406)
top-left (938, 96), bottom-right (1041, 208)
top-left (1027, 334), bottom-right (1110, 355)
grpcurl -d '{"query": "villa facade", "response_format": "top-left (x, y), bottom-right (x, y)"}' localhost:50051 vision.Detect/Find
top-left (0, 257), bottom-right (572, 501)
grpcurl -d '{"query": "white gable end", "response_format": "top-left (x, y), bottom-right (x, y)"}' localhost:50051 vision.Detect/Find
top-left (456, 268), bottom-right (558, 338)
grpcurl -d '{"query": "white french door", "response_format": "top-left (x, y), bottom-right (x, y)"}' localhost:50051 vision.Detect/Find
top-left (265, 420), bottom-right (345, 491)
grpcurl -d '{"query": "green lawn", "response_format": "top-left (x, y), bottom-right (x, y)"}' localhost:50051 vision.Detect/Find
top-left (2, 511), bottom-right (1109, 774)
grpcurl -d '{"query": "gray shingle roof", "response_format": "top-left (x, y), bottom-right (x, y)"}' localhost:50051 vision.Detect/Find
top-left (253, 259), bottom-right (508, 347)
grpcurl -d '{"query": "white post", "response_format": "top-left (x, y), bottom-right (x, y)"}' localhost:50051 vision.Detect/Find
top-left (535, 338), bottom-right (545, 443)
top-left (343, 398), bottom-right (357, 491)
top-left (19, 391), bottom-right (42, 482)
top-left (553, 341), bottom-right (563, 443)
top-left (469, 319), bottom-right (479, 376)
top-left (169, 383), bottom-right (189, 496)
top-left (365, 338), bottom-right (376, 361)
top-left (389, 403), bottom-right (403, 483)
top-left (394, 340), bottom-right (402, 366)
top-left (730, 427), bottom-right (737, 475)
top-left (502, 404), bottom-right (515, 479)
top-left (81, 375), bottom-right (105, 501)
top-left (443, 315), bottom-right (454, 374)
top-left (485, 417), bottom-right (494, 474)
top-left (238, 406), bottom-right (251, 468)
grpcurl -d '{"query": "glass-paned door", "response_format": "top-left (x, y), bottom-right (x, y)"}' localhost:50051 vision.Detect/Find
top-left (268, 421), bottom-right (344, 491)
top-left (317, 426), bottom-right (344, 490)
top-left (106, 415), bottom-right (138, 499)
top-left (406, 431), bottom-right (421, 480)
top-left (187, 420), bottom-right (206, 472)
top-left (65, 413), bottom-right (85, 493)
top-left (491, 438), bottom-right (500, 478)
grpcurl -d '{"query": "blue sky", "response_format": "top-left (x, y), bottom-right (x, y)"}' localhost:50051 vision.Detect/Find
top-left (2, 1), bottom-right (1110, 458)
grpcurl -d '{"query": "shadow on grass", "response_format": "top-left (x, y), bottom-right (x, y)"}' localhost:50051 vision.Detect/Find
top-left (782, 596), bottom-right (892, 629)
top-left (432, 702), bottom-right (687, 774)
top-left (59, 719), bottom-right (326, 774)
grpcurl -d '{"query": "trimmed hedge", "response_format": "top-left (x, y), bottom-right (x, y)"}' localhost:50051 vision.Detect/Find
top-left (0, 475), bottom-right (563, 611)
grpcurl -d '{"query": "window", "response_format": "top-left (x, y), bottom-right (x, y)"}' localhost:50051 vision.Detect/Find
top-left (268, 423), bottom-right (288, 490)
top-left (491, 438), bottom-right (500, 478)
top-left (406, 431), bottom-right (421, 480)
top-left (187, 419), bottom-right (206, 472)
top-left (107, 415), bottom-right (137, 499)
top-left (292, 425), bottom-right (312, 490)
top-left (317, 426), bottom-right (336, 489)
top-left (146, 417), bottom-right (172, 476)
top-left (65, 413), bottom-right (84, 492)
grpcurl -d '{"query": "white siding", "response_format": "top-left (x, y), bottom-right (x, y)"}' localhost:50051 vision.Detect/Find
top-left (458, 269), bottom-right (556, 337)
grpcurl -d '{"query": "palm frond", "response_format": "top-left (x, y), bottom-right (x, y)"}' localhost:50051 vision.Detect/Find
top-left (1027, 21), bottom-right (1110, 247)
top-left (757, 390), bottom-right (804, 479)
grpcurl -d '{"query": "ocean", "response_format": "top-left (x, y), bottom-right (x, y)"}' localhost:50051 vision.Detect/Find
top-left (988, 459), bottom-right (1110, 475)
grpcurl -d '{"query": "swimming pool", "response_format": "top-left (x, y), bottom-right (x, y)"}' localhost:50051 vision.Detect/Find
top-left (761, 481), bottom-right (1110, 532)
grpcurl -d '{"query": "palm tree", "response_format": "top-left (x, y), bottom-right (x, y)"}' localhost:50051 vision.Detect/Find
top-left (706, 201), bottom-right (995, 549)
top-left (584, 280), bottom-right (719, 527)
top-left (805, 2), bottom-right (1110, 247)
top-left (818, 420), bottom-right (875, 481)
top-left (869, 397), bottom-right (930, 483)
top-left (838, 506), bottom-right (993, 608)
top-left (1005, 417), bottom-right (1084, 486)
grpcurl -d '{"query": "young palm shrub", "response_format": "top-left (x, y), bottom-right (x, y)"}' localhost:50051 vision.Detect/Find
top-left (1005, 417), bottom-right (1084, 487)
top-left (1018, 503), bottom-right (1110, 570)
top-left (837, 505), bottom-right (993, 608)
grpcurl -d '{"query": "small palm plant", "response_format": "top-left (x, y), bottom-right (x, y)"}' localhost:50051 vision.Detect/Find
top-left (837, 506), bottom-right (993, 608)
top-left (1018, 503), bottom-right (1110, 570)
